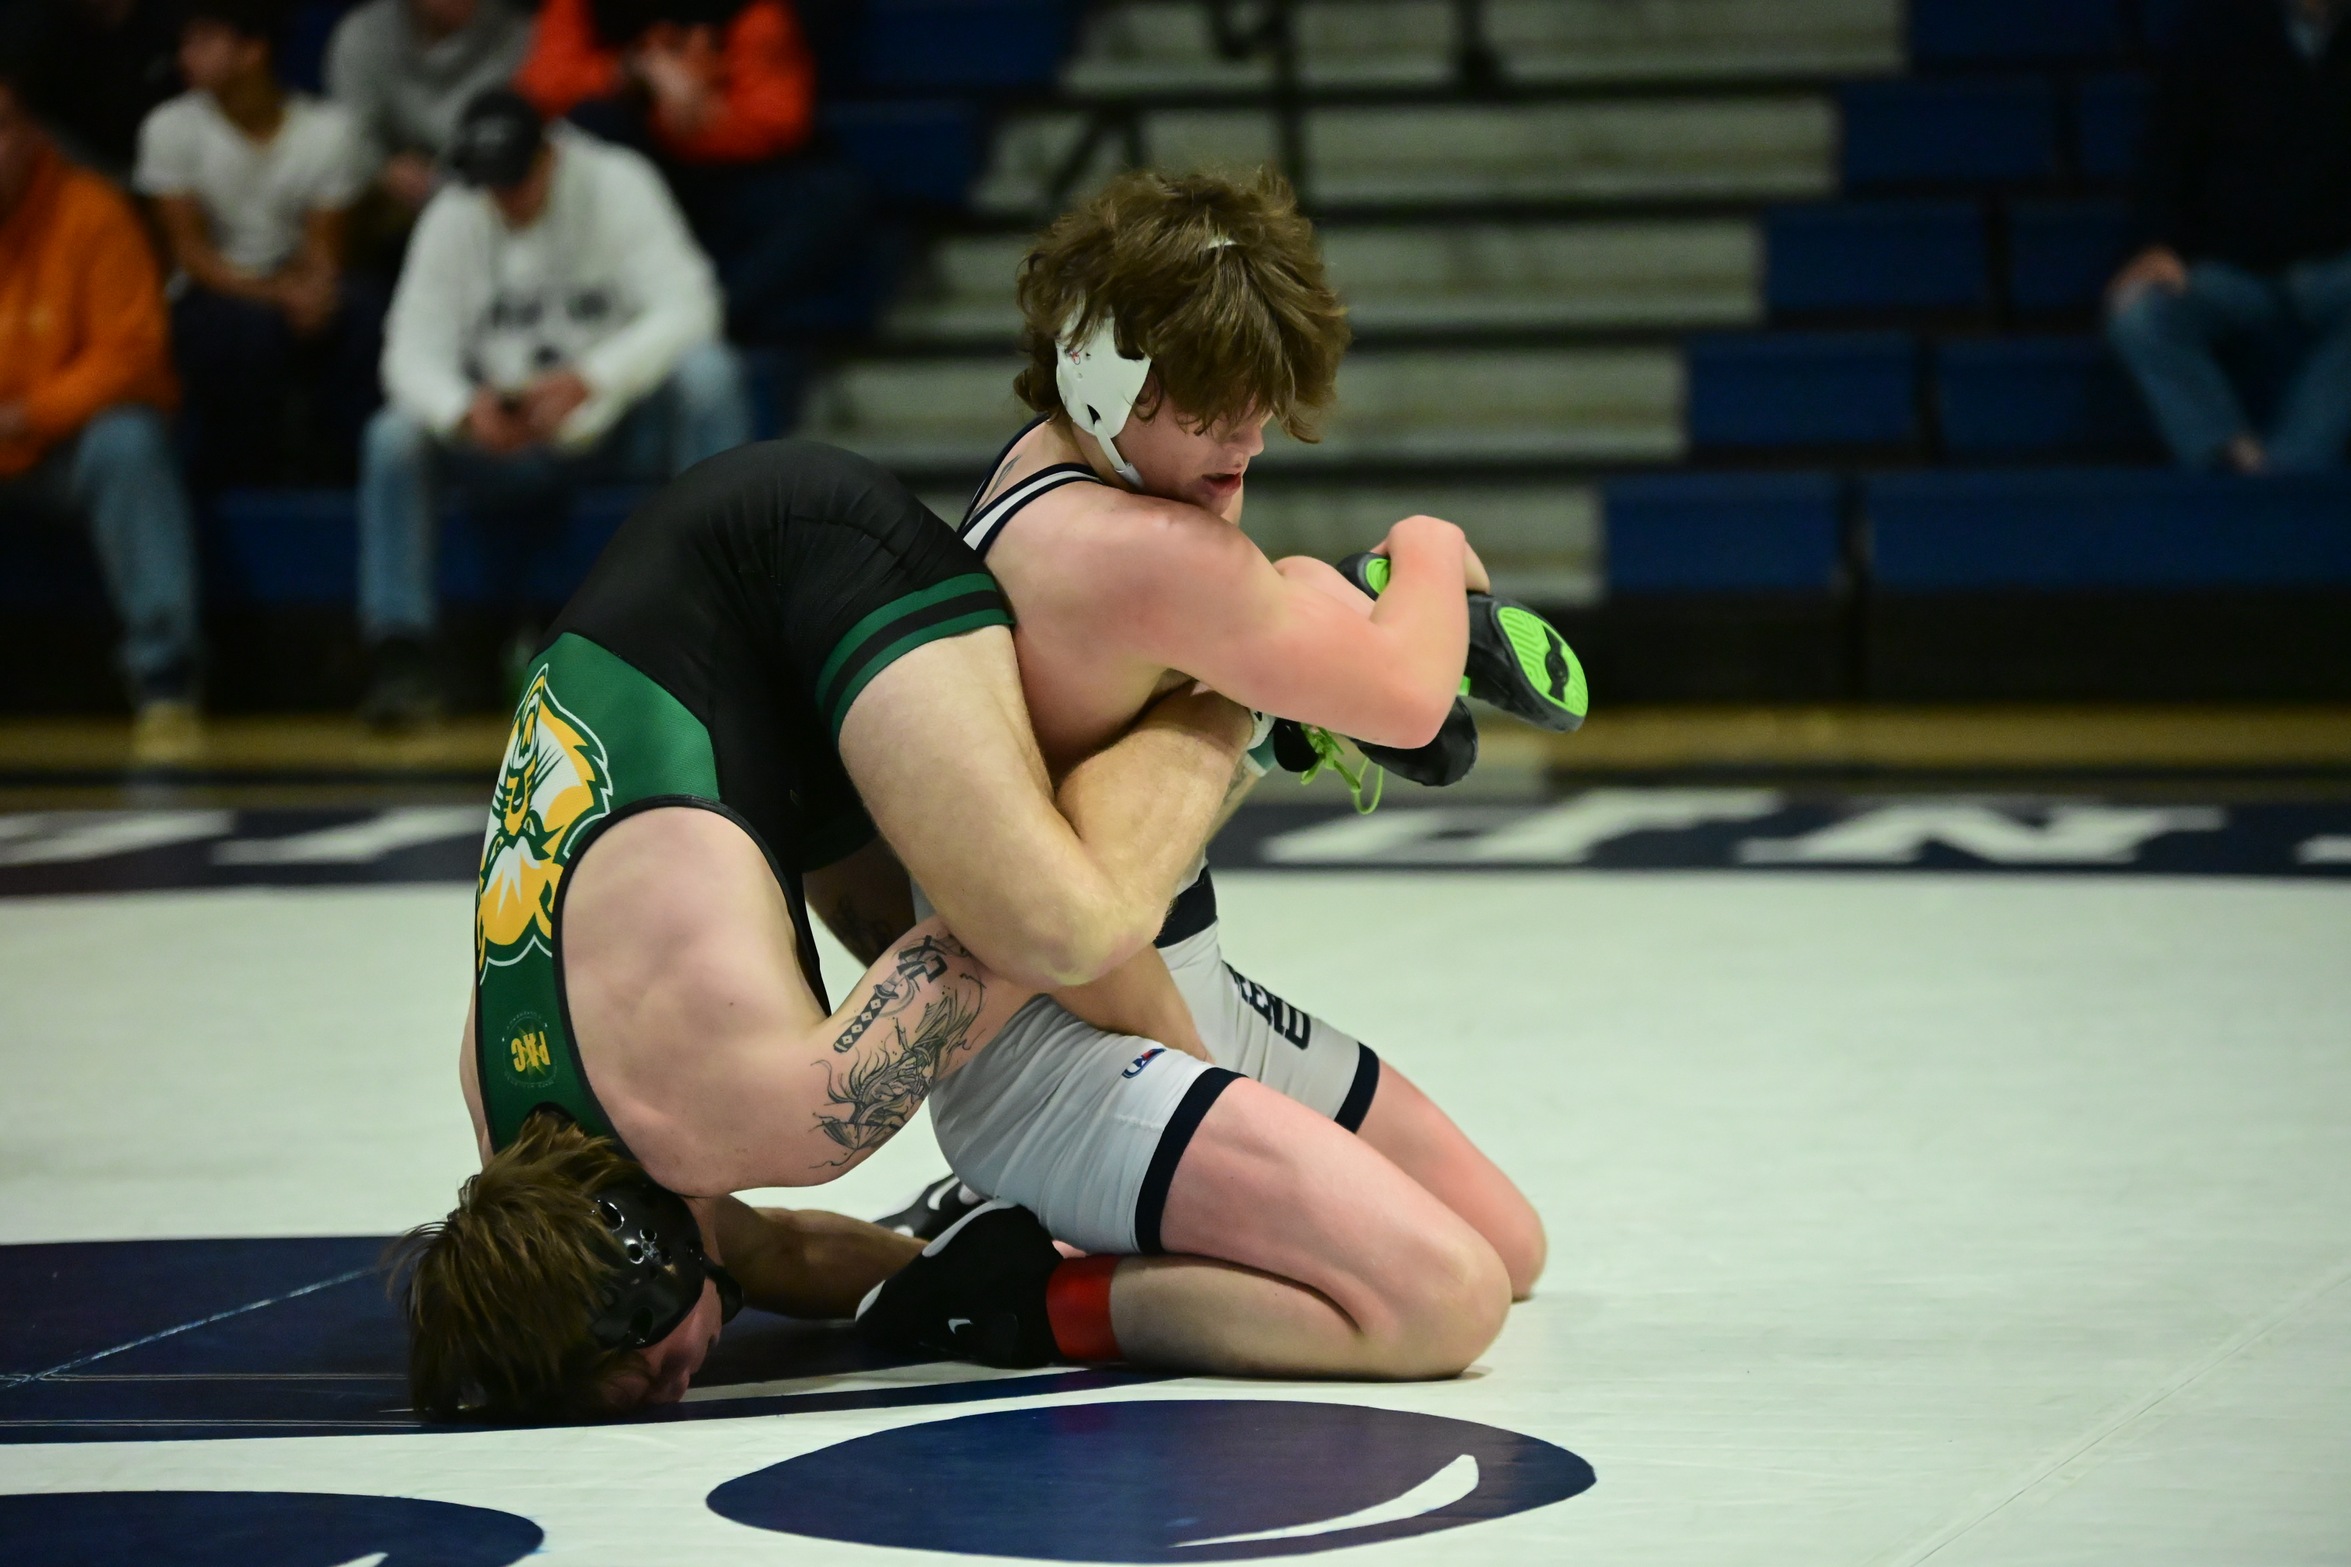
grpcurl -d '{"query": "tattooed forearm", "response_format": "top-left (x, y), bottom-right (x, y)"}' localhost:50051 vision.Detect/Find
top-left (831, 936), bottom-right (970, 1055)
top-left (813, 982), bottom-right (985, 1164)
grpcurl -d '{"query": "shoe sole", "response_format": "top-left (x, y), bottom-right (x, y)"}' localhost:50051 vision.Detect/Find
top-left (1474, 600), bottom-right (1587, 733)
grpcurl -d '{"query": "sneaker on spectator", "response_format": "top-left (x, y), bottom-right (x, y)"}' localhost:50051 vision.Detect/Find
top-left (130, 701), bottom-right (202, 765)
top-left (129, 664), bottom-right (203, 766)
top-left (361, 636), bottom-right (442, 732)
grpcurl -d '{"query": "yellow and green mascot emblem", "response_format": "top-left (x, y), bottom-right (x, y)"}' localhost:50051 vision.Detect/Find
top-left (477, 670), bottom-right (613, 974)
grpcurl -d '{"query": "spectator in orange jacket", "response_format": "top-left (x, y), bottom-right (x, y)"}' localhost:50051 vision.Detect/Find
top-left (0, 56), bottom-right (204, 743)
top-left (514, 0), bottom-right (868, 341)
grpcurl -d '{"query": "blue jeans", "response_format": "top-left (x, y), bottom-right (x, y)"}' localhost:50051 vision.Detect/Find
top-left (2105, 249), bottom-right (2351, 471)
top-left (4, 407), bottom-right (202, 694)
top-left (357, 342), bottom-right (752, 641)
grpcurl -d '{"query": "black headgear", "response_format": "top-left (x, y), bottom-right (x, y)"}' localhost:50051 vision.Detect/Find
top-left (585, 1181), bottom-right (742, 1352)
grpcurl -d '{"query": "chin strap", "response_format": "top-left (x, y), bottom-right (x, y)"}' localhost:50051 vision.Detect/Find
top-left (1100, 440), bottom-right (1143, 490)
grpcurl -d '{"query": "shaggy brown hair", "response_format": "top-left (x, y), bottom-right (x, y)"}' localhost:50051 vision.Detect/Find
top-left (1013, 166), bottom-right (1351, 441)
top-left (388, 1113), bottom-right (646, 1423)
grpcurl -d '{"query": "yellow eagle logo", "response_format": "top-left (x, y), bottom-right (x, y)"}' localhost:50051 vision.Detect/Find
top-left (477, 671), bottom-right (612, 974)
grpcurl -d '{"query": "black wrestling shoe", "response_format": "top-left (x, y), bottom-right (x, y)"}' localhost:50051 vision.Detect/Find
top-left (855, 1200), bottom-right (1063, 1368)
top-left (1359, 696), bottom-right (1480, 789)
top-left (875, 1174), bottom-right (990, 1242)
top-left (1465, 593), bottom-right (1587, 734)
top-left (1336, 552), bottom-right (1589, 733)
top-left (1263, 701), bottom-right (1477, 806)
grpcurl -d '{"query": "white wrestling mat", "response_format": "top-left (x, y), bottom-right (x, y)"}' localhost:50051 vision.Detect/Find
top-left (3, 821), bottom-right (2349, 1563)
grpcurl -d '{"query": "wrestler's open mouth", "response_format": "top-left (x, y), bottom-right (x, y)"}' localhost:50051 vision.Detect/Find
top-left (1200, 471), bottom-right (1244, 497)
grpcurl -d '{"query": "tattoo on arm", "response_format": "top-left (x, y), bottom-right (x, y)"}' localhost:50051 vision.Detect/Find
top-left (831, 935), bottom-right (959, 1054)
top-left (812, 934), bottom-right (986, 1165)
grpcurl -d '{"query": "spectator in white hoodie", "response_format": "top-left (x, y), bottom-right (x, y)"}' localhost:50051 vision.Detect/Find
top-left (358, 88), bottom-right (749, 727)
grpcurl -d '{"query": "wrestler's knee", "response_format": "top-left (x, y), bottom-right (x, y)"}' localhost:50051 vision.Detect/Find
top-left (1355, 1068), bottom-right (1547, 1299)
top-left (1362, 1216), bottom-right (1510, 1378)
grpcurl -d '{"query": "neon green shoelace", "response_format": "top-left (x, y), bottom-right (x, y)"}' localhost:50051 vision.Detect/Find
top-left (1293, 725), bottom-right (1384, 815)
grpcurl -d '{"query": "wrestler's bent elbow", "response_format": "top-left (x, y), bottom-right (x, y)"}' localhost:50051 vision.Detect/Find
top-left (1389, 677), bottom-right (1457, 751)
top-left (977, 894), bottom-right (1144, 992)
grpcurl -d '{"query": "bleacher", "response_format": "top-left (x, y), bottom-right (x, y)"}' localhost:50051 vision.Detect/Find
top-left (827, 0), bottom-right (2350, 702)
top-left (6, 0), bottom-right (2348, 714)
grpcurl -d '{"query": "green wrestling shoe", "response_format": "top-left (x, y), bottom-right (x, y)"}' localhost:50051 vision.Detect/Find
top-left (1335, 552), bottom-right (1590, 733)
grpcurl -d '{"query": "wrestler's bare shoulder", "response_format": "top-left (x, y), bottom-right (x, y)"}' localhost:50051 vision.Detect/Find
top-left (994, 479), bottom-right (1262, 613)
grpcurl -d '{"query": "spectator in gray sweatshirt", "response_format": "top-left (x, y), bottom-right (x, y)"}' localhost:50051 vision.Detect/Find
top-left (325, 0), bottom-right (529, 220)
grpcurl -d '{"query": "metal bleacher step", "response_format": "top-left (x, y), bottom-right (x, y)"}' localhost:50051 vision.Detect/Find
top-left (1063, 0), bottom-right (1903, 93)
top-left (885, 220), bottom-right (1763, 346)
top-left (904, 479), bottom-right (1602, 607)
top-left (1238, 481), bottom-right (1603, 604)
top-left (972, 97), bottom-right (1837, 217)
top-left (804, 348), bottom-right (1685, 477)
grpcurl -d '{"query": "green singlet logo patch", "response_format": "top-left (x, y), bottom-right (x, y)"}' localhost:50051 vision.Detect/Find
top-left (477, 669), bottom-right (613, 974)
top-left (501, 1011), bottom-right (556, 1087)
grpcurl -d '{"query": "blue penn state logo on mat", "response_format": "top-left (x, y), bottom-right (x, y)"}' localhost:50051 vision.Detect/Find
top-left (707, 1398), bottom-right (1594, 1560)
top-left (0, 1491), bottom-right (542, 1566)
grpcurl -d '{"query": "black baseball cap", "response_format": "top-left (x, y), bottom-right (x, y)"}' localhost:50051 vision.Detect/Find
top-left (447, 89), bottom-right (545, 189)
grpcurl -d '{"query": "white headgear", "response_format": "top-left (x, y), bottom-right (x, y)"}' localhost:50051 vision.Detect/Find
top-left (1055, 311), bottom-right (1151, 487)
top-left (1054, 238), bottom-right (1237, 488)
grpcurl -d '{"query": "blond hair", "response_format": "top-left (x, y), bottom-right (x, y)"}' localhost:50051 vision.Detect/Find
top-left (1013, 166), bottom-right (1351, 441)
top-left (389, 1114), bottom-right (646, 1423)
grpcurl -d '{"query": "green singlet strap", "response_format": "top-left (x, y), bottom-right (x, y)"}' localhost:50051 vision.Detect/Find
top-left (474, 634), bottom-right (724, 1152)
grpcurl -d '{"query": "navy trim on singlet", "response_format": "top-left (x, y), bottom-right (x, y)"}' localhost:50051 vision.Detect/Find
top-left (959, 417), bottom-right (1108, 560)
top-left (1134, 1067), bottom-right (1240, 1254)
top-left (1334, 1045), bottom-right (1382, 1133)
top-left (1153, 868), bottom-right (1219, 949)
top-left (960, 465), bottom-right (1102, 558)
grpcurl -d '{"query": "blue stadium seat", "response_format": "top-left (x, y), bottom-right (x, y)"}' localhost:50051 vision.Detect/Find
top-left (1602, 474), bottom-right (1846, 594)
top-left (2078, 72), bottom-right (2153, 183)
top-left (2008, 199), bottom-right (2135, 313)
top-left (1686, 333), bottom-right (1921, 449)
top-left (208, 488), bottom-right (646, 609)
top-left (209, 491), bottom-right (357, 606)
top-left (1866, 470), bottom-right (2351, 589)
top-left (1766, 201), bottom-right (1988, 315)
top-left (1909, 0), bottom-right (2124, 65)
top-left (846, 0), bottom-right (1077, 91)
top-left (822, 101), bottom-right (985, 207)
top-left (435, 488), bottom-right (646, 608)
top-left (1840, 80), bottom-right (2060, 189)
top-left (1935, 337), bottom-right (2155, 458)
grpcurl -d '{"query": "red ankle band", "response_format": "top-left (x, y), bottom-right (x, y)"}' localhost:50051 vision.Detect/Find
top-left (1045, 1255), bottom-right (1123, 1363)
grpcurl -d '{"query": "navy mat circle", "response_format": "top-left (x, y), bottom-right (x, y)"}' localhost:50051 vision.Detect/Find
top-left (0, 1490), bottom-right (544, 1566)
top-left (707, 1398), bottom-right (1594, 1560)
